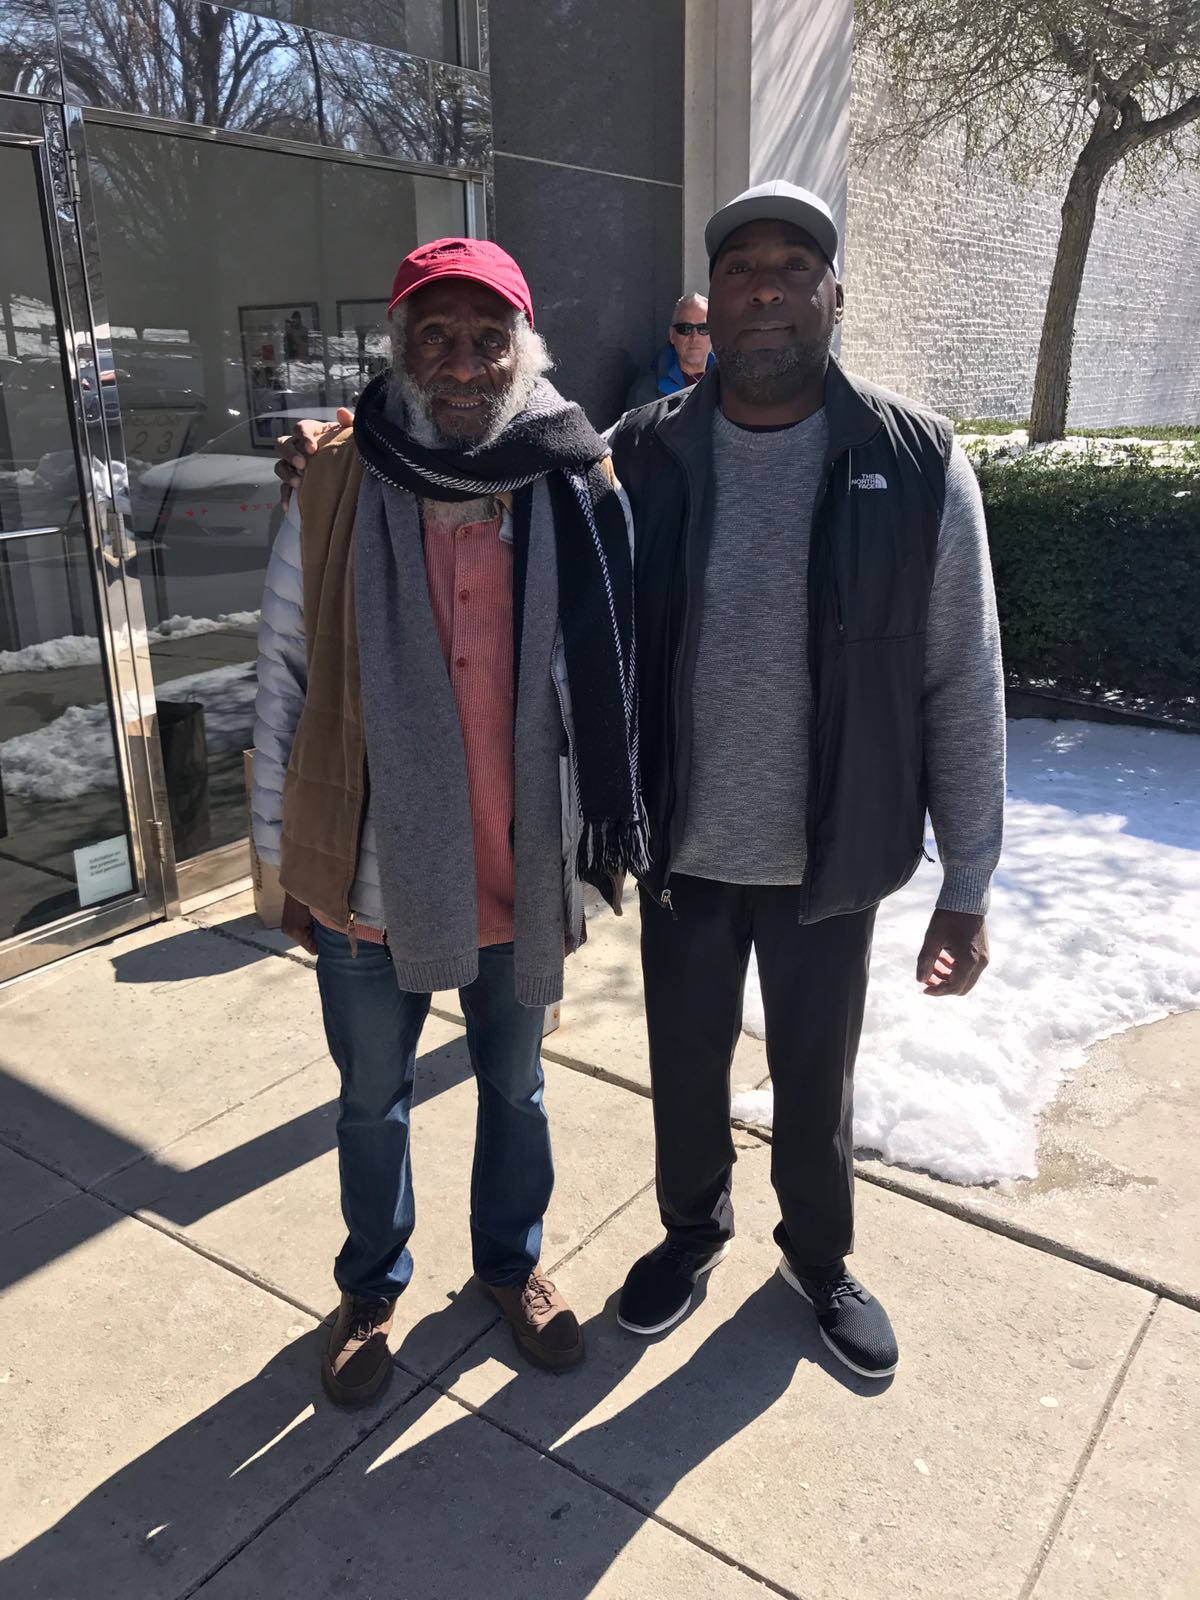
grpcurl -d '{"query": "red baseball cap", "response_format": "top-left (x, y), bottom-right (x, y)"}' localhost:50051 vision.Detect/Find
top-left (388, 237), bottom-right (534, 325)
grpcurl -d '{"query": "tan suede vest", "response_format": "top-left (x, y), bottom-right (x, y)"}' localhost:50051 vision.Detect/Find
top-left (278, 428), bottom-right (365, 923)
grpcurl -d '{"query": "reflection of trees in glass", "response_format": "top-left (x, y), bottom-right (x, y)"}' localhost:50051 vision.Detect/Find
top-left (0, 0), bottom-right (60, 96)
top-left (235, 0), bottom-right (459, 63)
top-left (59, 0), bottom-right (313, 135)
top-left (53, 0), bottom-right (484, 167)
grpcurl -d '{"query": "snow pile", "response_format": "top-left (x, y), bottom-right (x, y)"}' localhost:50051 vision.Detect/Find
top-left (731, 721), bottom-right (1200, 1185)
top-left (153, 610), bottom-right (260, 640)
top-left (960, 432), bottom-right (1198, 470)
top-left (0, 662), bottom-right (257, 799)
top-left (0, 611), bottom-right (259, 675)
top-left (0, 633), bottom-right (103, 674)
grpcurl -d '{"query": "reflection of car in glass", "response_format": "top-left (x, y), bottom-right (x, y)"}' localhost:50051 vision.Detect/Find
top-left (130, 409), bottom-right (341, 549)
top-left (0, 351), bottom-right (201, 462)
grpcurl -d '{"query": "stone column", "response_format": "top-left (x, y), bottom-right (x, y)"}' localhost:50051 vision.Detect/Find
top-left (683, 0), bottom-right (853, 285)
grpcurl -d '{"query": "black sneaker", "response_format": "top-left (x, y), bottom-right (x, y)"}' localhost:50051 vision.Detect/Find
top-left (778, 1257), bottom-right (898, 1378)
top-left (617, 1238), bottom-right (731, 1335)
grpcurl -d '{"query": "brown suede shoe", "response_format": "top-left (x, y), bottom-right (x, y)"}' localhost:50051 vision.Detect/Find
top-left (481, 1270), bottom-right (585, 1371)
top-left (320, 1293), bottom-right (397, 1407)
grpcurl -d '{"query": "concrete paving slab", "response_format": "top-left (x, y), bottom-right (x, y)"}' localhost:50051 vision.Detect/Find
top-left (194, 1387), bottom-right (777, 1600)
top-left (0, 1195), bottom-right (420, 1600)
top-left (1033, 1299), bottom-right (1200, 1600)
top-left (187, 885), bottom-right (774, 1096)
top-left (0, 919), bottom-right (328, 1188)
top-left (444, 1148), bottom-right (1152, 1600)
top-left (861, 1009), bottom-right (1200, 1305)
top-left (546, 886), bottom-right (770, 1095)
top-left (102, 1035), bottom-right (657, 1378)
top-left (0, 1141), bottom-right (77, 1236)
top-left (186, 886), bottom-right (311, 963)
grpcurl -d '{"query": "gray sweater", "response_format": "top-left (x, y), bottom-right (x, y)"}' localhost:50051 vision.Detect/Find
top-left (673, 407), bottom-right (1005, 914)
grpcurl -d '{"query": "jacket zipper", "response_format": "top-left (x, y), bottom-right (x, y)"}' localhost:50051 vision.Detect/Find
top-left (549, 630), bottom-right (587, 946)
top-left (799, 453), bottom-right (845, 921)
top-left (656, 436), bottom-right (697, 914)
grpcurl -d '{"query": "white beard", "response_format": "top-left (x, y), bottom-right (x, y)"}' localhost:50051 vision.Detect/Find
top-left (391, 317), bottom-right (552, 452)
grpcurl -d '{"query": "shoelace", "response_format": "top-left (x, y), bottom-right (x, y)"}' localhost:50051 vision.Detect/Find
top-left (522, 1274), bottom-right (557, 1318)
top-left (346, 1297), bottom-right (389, 1342)
top-left (660, 1239), bottom-right (710, 1270)
top-left (809, 1272), bottom-right (864, 1307)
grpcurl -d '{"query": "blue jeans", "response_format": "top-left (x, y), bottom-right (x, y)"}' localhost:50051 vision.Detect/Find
top-left (314, 925), bottom-right (553, 1300)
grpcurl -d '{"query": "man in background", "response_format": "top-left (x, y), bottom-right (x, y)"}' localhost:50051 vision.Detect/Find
top-left (625, 292), bottom-right (715, 409)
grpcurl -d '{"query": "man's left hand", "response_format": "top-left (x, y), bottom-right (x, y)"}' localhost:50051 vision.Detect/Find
top-left (916, 910), bottom-right (989, 997)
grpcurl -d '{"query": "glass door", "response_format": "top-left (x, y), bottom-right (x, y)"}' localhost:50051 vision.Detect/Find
top-left (83, 119), bottom-right (468, 896)
top-left (0, 102), bottom-right (165, 981)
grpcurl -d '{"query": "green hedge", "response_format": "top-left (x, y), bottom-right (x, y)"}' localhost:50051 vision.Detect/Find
top-left (975, 447), bottom-right (1200, 703)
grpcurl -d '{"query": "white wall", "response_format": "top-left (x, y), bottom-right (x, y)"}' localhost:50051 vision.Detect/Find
top-left (841, 42), bottom-right (1200, 426)
top-left (682, 0), bottom-right (852, 287)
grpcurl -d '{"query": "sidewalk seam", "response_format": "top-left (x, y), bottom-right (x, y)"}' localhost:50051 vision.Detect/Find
top-left (187, 916), bottom-right (318, 973)
top-left (0, 1130), bottom-right (331, 1322)
top-left (432, 1383), bottom-right (807, 1600)
top-left (178, 1377), bottom-right (435, 1599)
top-left (853, 1164), bottom-right (1200, 1313)
top-left (119, 910), bottom-right (1200, 1315)
top-left (426, 1177), bottom-right (658, 1386)
top-left (92, 1048), bottom-right (334, 1193)
top-left (1017, 1296), bottom-right (1161, 1600)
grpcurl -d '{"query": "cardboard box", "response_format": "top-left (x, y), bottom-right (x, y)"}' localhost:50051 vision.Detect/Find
top-left (243, 749), bottom-right (285, 929)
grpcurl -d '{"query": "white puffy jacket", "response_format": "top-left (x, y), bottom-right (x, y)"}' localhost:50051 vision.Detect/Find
top-left (251, 504), bottom-right (386, 926)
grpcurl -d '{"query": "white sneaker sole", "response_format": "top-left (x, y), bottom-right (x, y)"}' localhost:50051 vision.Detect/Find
top-left (617, 1242), bottom-right (731, 1336)
top-left (777, 1256), bottom-right (898, 1379)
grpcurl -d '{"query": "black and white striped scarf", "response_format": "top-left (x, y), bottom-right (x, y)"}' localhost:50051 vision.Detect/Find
top-left (354, 371), bottom-right (648, 885)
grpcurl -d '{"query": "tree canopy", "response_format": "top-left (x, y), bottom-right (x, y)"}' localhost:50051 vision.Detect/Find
top-left (856, 0), bottom-right (1200, 183)
top-left (856, 0), bottom-right (1200, 438)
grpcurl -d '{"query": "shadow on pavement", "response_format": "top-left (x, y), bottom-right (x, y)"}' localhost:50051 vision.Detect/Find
top-left (0, 1275), bottom-right (882, 1598)
top-left (0, 1035), bottom-right (474, 1294)
top-left (110, 926), bottom-right (273, 983)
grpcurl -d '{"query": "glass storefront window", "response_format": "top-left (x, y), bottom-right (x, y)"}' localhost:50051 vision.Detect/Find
top-left (1, 144), bottom-right (137, 941)
top-left (234, 0), bottom-right (466, 63)
top-left (86, 122), bottom-right (466, 861)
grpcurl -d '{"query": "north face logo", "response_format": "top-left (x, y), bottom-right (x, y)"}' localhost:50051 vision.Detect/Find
top-left (851, 472), bottom-right (888, 490)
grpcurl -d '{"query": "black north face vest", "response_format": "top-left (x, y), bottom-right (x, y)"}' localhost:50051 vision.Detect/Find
top-left (611, 359), bottom-right (954, 922)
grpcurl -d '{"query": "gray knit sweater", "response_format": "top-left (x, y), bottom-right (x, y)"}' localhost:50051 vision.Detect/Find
top-left (674, 407), bottom-right (1005, 914)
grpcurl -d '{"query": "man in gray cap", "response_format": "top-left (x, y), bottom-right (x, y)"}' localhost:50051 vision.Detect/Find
top-left (608, 180), bottom-right (1005, 1378)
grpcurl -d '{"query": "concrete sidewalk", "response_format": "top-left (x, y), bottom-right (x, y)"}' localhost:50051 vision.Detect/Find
top-left (1, 892), bottom-right (1197, 1600)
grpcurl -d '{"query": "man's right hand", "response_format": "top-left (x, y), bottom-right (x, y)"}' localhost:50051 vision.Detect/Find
top-left (274, 407), bottom-right (353, 506)
top-left (281, 892), bottom-right (317, 955)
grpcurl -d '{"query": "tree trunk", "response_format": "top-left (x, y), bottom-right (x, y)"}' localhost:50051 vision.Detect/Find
top-left (1028, 155), bottom-right (1107, 442)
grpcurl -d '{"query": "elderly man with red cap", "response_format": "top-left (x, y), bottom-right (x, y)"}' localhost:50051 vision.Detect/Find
top-left (251, 238), bottom-right (644, 1404)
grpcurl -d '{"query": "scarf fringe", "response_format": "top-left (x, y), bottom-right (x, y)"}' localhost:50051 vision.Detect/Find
top-left (578, 814), bottom-right (651, 882)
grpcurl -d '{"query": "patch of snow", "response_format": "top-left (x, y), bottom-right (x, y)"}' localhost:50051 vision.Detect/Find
top-left (960, 432), bottom-right (1198, 469)
top-left (731, 721), bottom-right (1200, 1185)
top-left (0, 662), bottom-right (257, 799)
top-left (0, 610), bottom-right (259, 675)
top-left (153, 610), bottom-right (260, 640)
top-left (0, 634), bottom-right (101, 674)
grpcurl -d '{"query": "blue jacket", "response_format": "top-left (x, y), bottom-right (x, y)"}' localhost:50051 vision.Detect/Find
top-left (625, 345), bottom-right (715, 411)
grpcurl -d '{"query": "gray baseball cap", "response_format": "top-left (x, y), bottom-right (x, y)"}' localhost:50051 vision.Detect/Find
top-left (705, 180), bottom-right (840, 276)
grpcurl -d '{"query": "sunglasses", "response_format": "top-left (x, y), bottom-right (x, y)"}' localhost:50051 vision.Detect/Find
top-left (672, 321), bottom-right (709, 336)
